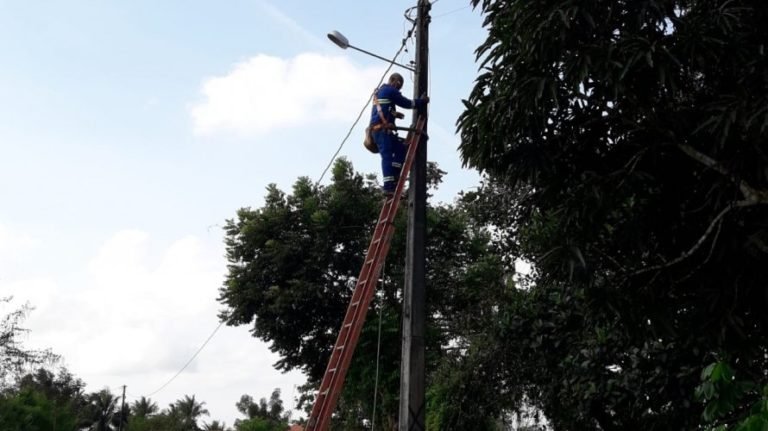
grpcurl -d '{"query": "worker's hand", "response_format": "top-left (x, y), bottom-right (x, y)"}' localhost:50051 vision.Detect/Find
top-left (395, 112), bottom-right (405, 119)
top-left (421, 96), bottom-right (430, 104)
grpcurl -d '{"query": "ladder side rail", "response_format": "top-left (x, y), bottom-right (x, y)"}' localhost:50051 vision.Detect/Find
top-left (313, 200), bottom-right (402, 430)
top-left (306, 217), bottom-right (389, 428)
top-left (314, 192), bottom-right (410, 427)
top-left (307, 202), bottom-right (396, 430)
top-left (390, 117), bottom-right (426, 208)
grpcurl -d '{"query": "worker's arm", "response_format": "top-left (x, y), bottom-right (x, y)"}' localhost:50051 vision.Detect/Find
top-left (390, 89), bottom-right (428, 110)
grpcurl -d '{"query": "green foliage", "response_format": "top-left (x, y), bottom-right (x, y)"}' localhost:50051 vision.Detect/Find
top-left (0, 367), bottom-right (90, 431)
top-left (457, 0), bottom-right (768, 428)
top-left (697, 361), bottom-right (768, 430)
top-left (131, 396), bottom-right (159, 419)
top-left (218, 158), bottom-right (509, 426)
top-left (126, 413), bottom-right (187, 431)
top-left (0, 366), bottom-right (238, 431)
top-left (0, 389), bottom-right (78, 431)
top-left (233, 389), bottom-right (289, 431)
top-left (202, 420), bottom-right (229, 431)
top-left (234, 417), bottom-right (281, 431)
top-left (170, 394), bottom-right (210, 431)
top-left (219, 159), bottom-right (383, 380)
top-left (84, 388), bottom-right (120, 431)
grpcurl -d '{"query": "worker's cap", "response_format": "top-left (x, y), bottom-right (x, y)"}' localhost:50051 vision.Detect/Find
top-left (389, 73), bottom-right (404, 86)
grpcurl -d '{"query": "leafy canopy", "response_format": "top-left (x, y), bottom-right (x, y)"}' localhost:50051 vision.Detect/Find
top-left (458, 0), bottom-right (768, 429)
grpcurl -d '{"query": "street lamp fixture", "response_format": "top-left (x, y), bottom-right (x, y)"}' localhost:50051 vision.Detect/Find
top-left (327, 30), bottom-right (415, 72)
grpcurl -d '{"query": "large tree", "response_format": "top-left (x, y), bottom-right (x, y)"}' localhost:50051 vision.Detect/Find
top-left (458, 0), bottom-right (768, 429)
top-left (218, 159), bottom-right (510, 428)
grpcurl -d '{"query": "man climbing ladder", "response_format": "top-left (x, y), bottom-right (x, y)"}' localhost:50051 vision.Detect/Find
top-left (370, 73), bottom-right (429, 197)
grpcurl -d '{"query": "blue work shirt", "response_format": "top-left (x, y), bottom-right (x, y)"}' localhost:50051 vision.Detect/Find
top-left (369, 84), bottom-right (425, 126)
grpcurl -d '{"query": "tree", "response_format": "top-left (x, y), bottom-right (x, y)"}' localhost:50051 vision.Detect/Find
top-left (218, 159), bottom-right (510, 428)
top-left (171, 394), bottom-right (209, 431)
top-left (131, 396), bottom-right (159, 419)
top-left (202, 420), bottom-right (229, 431)
top-left (126, 412), bottom-right (182, 431)
top-left (0, 388), bottom-right (78, 431)
top-left (84, 388), bottom-right (120, 431)
top-left (233, 389), bottom-right (289, 431)
top-left (0, 298), bottom-right (58, 388)
top-left (458, 0), bottom-right (768, 429)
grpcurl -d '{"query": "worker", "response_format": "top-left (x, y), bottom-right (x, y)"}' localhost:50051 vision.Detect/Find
top-left (369, 73), bottom-right (429, 197)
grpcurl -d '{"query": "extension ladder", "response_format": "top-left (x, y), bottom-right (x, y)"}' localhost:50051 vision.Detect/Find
top-left (306, 116), bottom-right (427, 431)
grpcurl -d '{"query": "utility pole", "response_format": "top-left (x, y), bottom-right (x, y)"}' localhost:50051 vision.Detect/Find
top-left (399, 1), bottom-right (429, 430)
top-left (118, 385), bottom-right (126, 431)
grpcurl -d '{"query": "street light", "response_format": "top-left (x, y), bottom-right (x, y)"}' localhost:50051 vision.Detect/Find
top-left (327, 30), bottom-right (415, 72)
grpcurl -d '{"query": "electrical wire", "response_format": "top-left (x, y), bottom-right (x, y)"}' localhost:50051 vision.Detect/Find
top-left (314, 19), bottom-right (418, 188)
top-left (370, 262), bottom-right (386, 431)
top-left (433, 4), bottom-right (472, 18)
top-left (141, 320), bottom-right (225, 398)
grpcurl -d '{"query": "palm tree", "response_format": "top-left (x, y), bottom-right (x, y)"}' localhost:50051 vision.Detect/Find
top-left (202, 420), bottom-right (228, 431)
top-left (131, 396), bottom-right (159, 419)
top-left (173, 394), bottom-right (210, 431)
top-left (85, 389), bottom-right (119, 431)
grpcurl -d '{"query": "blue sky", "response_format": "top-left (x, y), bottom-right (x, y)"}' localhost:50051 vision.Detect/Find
top-left (1, 0), bottom-right (486, 425)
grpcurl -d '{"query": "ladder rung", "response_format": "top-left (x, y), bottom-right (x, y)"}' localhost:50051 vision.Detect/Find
top-left (328, 368), bottom-right (336, 373)
top-left (336, 345), bottom-right (345, 350)
top-left (344, 322), bottom-right (352, 328)
top-left (351, 300), bottom-right (360, 307)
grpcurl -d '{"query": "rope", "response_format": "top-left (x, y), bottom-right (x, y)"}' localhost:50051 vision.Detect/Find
top-left (370, 261), bottom-right (386, 431)
top-left (314, 20), bottom-right (418, 188)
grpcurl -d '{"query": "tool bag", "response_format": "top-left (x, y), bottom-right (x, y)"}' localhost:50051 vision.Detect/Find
top-left (363, 125), bottom-right (378, 154)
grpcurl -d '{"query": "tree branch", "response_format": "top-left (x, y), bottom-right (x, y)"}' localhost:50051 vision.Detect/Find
top-left (630, 202), bottom-right (736, 277)
top-left (677, 144), bottom-right (768, 204)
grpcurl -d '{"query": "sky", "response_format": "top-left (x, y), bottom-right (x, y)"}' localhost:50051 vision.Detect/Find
top-left (0, 0), bottom-right (486, 426)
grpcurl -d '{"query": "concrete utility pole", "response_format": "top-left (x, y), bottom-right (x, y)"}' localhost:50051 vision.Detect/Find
top-left (118, 385), bottom-right (126, 431)
top-left (399, 1), bottom-right (429, 430)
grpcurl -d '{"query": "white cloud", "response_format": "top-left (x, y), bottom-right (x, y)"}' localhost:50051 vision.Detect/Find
top-left (2, 228), bottom-right (306, 423)
top-left (190, 53), bottom-right (383, 136)
top-left (0, 277), bottom-right (57, 316)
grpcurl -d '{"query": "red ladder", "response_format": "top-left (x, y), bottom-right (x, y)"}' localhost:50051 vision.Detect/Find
top-left (306, 116), bottom-right (427, 431)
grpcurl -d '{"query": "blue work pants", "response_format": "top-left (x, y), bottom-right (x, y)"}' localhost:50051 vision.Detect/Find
top-left (374, 130), bottom-right (406, 193)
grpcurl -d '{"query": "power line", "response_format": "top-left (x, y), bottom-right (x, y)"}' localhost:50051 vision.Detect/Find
top-left (434, 4), bottom-right (471, 18)
top-left (141, 320), bottom-right (225, 398)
